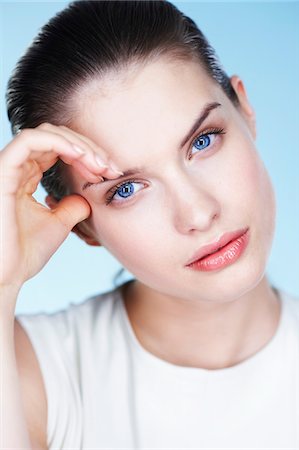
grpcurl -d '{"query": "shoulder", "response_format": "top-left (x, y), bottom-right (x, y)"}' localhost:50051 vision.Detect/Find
top-left (16, 283), bottom-right (123, 337)
top-left (15, 283), bottom-right (126, 372)
top-left (14, 319), bottom-right (48, 449)
top-left (14, 283), bottom-right (125, 448)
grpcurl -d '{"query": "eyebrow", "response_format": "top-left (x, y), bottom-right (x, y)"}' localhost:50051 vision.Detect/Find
top-left (179, 101), bottom-right (221, 148)
top-left (82, 101), bottom-right (221, 191)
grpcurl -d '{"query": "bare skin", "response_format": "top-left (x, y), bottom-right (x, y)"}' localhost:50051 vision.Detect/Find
top-left (0, 58), bottom-right (282, 449)
top-left (0, 123), bottom-right (123, 448)
top-left (0, 123), bottom-right (122, 297)
top-left (121, 276), bottom-right (281, 370)
top-left (57, 59), bottom-right (281, 371)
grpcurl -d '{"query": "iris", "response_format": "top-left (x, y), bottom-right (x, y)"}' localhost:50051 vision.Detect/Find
top-left (116, 182), bottom-right (134, 198)
top-left (194, 134), bottom-right (210, 151)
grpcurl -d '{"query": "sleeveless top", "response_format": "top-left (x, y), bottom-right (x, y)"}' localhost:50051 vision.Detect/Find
top-left (16, 282), bottom-right (299, 449)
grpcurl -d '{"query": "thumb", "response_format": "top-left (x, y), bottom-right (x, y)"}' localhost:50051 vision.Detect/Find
top-left (53, 194), bottom-right (91, 231)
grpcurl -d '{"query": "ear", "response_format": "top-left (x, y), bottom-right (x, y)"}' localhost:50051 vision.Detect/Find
top-left (230, 75), bottom-right (256, 139)
top-left (45, 195), bottom-right (101, 247)
top-left (71, 222), bottom-right (101, 247)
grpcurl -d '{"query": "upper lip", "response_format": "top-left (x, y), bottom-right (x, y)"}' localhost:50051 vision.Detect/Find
top-left (185, 227), bottom-right (249, 266)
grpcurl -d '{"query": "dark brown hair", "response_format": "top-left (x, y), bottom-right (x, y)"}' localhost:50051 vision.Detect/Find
top-left (6, 0), bottom-right (239, 201)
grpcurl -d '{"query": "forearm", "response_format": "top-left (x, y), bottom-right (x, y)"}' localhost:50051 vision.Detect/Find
top-left (0, 288), bottom-right (32, 449)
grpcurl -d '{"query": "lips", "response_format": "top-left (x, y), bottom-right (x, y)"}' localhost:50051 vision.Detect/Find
top-left (186, 227), bottom-right (249, 266)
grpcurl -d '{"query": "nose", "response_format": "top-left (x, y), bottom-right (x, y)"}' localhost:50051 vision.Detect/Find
top-left (170, 175), bottom-right (221, 235)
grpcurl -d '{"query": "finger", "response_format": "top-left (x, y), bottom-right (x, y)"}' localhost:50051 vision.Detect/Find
top-left (57, 125), bottom-right (123, 174)
top-left (52, 194), bottom-right (91, 232)
top-left (57, 125), bottom-right (110, 161)
top-left (37, 123), bottom-right (123, 178)
top-left (1, 128), bottom-right (120, 187)
top-left (71, 159), bottom-right (105, 183)
top-left (1, 128), bottom-right (85, 170)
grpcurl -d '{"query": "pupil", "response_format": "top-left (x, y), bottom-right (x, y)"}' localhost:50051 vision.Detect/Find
top-left (196, 135), bottom-right (210, 150)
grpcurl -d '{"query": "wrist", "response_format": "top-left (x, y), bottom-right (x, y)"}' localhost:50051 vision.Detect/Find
top-left (0, 283), bottom-right (22, 317)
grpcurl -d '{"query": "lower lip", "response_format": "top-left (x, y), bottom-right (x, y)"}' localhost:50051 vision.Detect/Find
top-left (187, 229), bottom-right (250, 272)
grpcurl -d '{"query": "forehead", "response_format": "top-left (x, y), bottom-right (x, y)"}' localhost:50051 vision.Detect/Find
top-left (70, 58), bottom-right (226, 164)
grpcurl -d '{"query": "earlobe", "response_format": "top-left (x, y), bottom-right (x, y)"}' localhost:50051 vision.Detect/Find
top-left (230, 75), bottom-right (256, 139)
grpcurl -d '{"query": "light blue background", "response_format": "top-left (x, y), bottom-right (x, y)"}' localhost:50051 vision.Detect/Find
top-left (0, 1), bottom-right (298, 315)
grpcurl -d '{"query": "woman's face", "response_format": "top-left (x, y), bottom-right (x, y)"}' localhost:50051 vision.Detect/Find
top-left (68, 58), bottom-right (276, 303)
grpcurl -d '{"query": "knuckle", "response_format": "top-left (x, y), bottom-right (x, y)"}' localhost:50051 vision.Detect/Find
top-left (38, 122), bottom-right (53, 131)
top-left (16, 128), bottom-right (31, 140)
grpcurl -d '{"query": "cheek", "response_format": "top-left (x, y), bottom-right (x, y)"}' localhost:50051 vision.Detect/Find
top-left (90, 207), bottom-right (164, 273)
top-left (216, 136), bottom-right (275, 214)
top-left (251, 153), bottom-right (276, 245)
top-left (221, 142), bottom-right (276, 251)
top-left (239, 147), bottom-right (276, 223)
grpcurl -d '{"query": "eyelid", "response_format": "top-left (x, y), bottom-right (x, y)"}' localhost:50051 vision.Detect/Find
top-left (190, 126), bottom-right (225, 144)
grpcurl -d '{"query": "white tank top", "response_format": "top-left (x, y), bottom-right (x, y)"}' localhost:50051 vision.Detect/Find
top-left (17, 282), bottom-right (299, 449)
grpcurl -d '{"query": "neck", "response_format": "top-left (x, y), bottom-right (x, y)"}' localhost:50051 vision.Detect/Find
top-left (121, 276), bottom-right (281, 370)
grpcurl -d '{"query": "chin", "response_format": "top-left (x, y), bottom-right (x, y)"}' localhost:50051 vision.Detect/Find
top-left (173, 247), bottom-right (270, 304)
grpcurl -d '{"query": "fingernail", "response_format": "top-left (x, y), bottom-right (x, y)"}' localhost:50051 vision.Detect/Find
top-left (95, 155), bottom-right (109, 169)
top-left (72, 144), bottom-right (86, 155)
top-left (109, 162), bottom-right (123, 176)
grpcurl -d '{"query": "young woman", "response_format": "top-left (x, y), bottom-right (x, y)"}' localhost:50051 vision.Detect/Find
top-left (1, 1), bottom-right (298, 449)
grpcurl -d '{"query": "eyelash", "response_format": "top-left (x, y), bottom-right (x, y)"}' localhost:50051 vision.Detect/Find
top-left (105, 126), bottom-right (226, 205)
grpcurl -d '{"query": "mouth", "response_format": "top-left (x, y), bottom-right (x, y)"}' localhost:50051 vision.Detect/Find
top-left (185, 227), bottom-right (250, 271)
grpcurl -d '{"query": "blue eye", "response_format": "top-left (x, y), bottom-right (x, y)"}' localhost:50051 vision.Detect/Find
top-left (106, 180), bottom-right (145, 204)
top-left (116, 182), bottom-right (134, 198)
top-left (191, 133), bottom-right (214, 154)
top-left (189, 128), bottom-right (225, 158)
